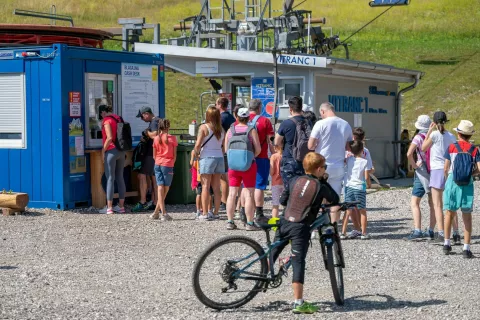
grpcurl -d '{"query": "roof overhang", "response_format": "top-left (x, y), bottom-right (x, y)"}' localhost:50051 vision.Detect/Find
top-left (134, 43), bottom-right (424, 83)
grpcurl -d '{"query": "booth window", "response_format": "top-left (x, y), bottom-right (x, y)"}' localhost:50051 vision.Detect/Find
top-left (0, 73), bottom-right (26, 149)
top-left (284, 83), bottom-right (301, 101)
top-left (86, 73), bottom-right (118, 148)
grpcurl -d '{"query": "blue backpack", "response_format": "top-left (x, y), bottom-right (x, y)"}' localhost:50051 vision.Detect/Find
top-left (452, 142), bottom-right (477, 186)
top-left (227, 125), bottom-right (255, 171)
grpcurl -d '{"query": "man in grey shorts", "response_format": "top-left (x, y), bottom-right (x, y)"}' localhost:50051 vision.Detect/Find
top-left (132, 106), bottom-right (159, 212)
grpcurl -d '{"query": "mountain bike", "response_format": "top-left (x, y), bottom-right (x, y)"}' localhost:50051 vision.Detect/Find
top-left (192, 201), bottom-right (359, 310)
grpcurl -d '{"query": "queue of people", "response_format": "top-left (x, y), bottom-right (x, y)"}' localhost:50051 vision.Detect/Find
top-left (98, 96), bottom-right (478, 259)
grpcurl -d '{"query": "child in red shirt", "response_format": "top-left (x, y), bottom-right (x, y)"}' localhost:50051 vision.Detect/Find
top-left (151, 119), bottom-right (178, 221)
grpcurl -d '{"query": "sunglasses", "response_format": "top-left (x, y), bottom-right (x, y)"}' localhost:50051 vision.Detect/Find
top-left (322, 165), bottom-right (328, 170)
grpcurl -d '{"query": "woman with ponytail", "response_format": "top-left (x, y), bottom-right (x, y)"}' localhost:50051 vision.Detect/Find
top-left (151, 119), bottom-right (178, 220)
top-left (421, 111), bottom-right (460, 244)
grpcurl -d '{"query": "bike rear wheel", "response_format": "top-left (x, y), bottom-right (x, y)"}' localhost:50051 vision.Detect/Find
top-left (325, 240), bottom-right (344, 305)
top-left (192, 235), bottom-right (268, 310)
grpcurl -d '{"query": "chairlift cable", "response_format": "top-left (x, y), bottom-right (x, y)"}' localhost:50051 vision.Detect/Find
top-left (342, 0), bottom-right (405, 43)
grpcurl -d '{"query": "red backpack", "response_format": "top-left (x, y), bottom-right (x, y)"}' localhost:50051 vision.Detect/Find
top-left (417, 133), bottom-right (431, 173)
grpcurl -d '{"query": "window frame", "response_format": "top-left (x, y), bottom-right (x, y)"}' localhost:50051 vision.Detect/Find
top-left (0, 73), bottom-right (26, 149)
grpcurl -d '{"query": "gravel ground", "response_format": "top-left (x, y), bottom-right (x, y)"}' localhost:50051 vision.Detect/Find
top-left (1, 183), bottom-right (480, 320)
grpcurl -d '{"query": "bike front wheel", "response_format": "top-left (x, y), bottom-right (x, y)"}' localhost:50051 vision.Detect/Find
top-left (325, 240), bottom-right (344, 305)
top-left (192, 235), bottom-right (268, 310)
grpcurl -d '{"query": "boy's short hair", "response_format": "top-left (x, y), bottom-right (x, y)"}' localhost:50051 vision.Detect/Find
top-left (458, 133), bottom-right (472, 141)
top-left (303, 152), bottom-right (325, 173)
top-left (353, 127), bottom-right (365, 141)
top-left (350, 140), bottom-right (364, 156)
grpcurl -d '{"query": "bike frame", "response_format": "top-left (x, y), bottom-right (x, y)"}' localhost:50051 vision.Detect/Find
top-left (230, 205), bottom-right (348, 283)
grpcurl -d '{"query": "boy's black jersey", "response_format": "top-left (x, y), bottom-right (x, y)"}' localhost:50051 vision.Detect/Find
top-left (280, 174), bottom-right (340, 226)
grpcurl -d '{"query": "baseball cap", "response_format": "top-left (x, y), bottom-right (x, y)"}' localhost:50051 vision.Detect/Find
top-left (136, 106), bottom-right (153, 118)
top-left (433, 111), bottom-right (448, 124)
top-left (238, 107), bottom-right (249, 118)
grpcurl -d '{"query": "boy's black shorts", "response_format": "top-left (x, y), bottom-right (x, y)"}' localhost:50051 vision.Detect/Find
top-left (271, 219), bottom-right (311, 284)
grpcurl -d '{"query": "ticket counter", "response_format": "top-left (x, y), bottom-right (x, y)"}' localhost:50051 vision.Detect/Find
top-left (0, 44), bottom-right (165, 209)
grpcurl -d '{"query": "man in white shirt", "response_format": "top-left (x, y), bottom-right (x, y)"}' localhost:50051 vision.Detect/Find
top-left (308, 102), bottom-right (353, 222)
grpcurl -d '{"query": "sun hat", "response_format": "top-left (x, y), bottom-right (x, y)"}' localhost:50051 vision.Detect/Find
top-left (414, 115), bottom-right (432, 130)
top-left (237, 107), bottom-right (249, 118)
top-left (453, 120), bottom-right (475, 135)
top-left (433, 111), bottom-right (448, 124)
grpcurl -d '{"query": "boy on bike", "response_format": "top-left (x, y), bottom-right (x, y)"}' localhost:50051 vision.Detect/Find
top-left (271, 152), bottom-right (339, 314)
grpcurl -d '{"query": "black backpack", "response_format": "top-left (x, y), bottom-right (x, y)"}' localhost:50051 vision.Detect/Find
top-left (291, 117), bottom-right (312, 162)
top-left (106, 116), bottom-right (132, 151)
top-left (284, 176), bottom-right (320, 223)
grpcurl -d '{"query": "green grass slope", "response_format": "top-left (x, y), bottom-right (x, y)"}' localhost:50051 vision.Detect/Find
top-left (3, 0), bottom-right (480, 138)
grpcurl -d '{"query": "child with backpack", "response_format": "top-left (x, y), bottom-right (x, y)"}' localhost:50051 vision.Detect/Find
top-left (150, 119), bottom-right (178, 221)
top-left (269, 143), bottom-right (283, 218)
top-left (224, 107), bottom-right (262, 231)
top-left (271, 152), bottom-right (339, 314)
top-left (442, 120), bottom-right (480, 258)
top-left (405, 115), bottom-right (436, 241)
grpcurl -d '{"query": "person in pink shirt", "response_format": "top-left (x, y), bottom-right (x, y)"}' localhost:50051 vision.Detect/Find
top-left (151, 119), bottom-right (178, 221)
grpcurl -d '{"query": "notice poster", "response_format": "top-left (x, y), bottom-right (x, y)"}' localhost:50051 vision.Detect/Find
top-left (251, 77), bottom-right (277, 119)
top-left (121, 63), bottom-right (159, 140)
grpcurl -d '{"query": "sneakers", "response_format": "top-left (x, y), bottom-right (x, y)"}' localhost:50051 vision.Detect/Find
top-left (404, 230), bottom-right (423, 241)
top-left (131, 202), bottom-right (146, 213)
top-left (443, 245), bottom-right (452, 255)
top-left (255, 214), bottom-right (269, 224)
top-left (145, 201), bottom-right (156, 211)
top-left (361, 234), bottom-right (371, 240)
top-left (422, 229), bottom-right (435, 240)
top-left (429, 233), bottom-right (445, 244)
top-left (463, 249), bottom-right (474, 259)
top-left (209, 211), bottom-right (220, 220)
top-left (198, 214), bottom-right (211, 221)
top-left (346, 230), bottom-right (362, 239)
top-left (311, 230), bottom-right (319, 240)
top-left (340, 233), bottom-right (347, 240)
top-left (226, 221), bottom-right (238, 230)
top-left (453, 233), bottom-right (462, 246)
top-left (99, 205), bottom-right (124, 214)
top-left (219, 202), bottom-right (227, 212)
top-left (161, 213), bottom-right (173, 221)
top-left (245, 223), bottom-right (261, 231)
top-left (292, 301), bottom-right (319, 314)
top-left (150, 212), bottom-right (160, 220)
top-left (195, 210), bottom-right (203, 220)
top-left (239, 208), bottom-right (247, 224)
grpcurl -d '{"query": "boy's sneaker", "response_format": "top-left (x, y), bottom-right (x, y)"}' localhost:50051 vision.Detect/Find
top-left (361, 234), bottom-right (371, 240)
top-left (463, 249), bottom-right (474, 259)
top-left (429, 233), bottom-right (445, 244)
top-left (347, 230), bottom-right (362, 239)
top-left (161, 213), bottom-right (173, 221)
top-left (226, 221), bottom-right (237, 230)
top-left (245, 223), bottom-right (261, 231)
top-left (292, 301), bottom-right (318, 314)
top-left (423, 229), bottom-right (435, 240)
top-left (453, 233), bottom-right (462, 246)
top-left (131, 202), bottom-right (146, 213)
top-left (443, 245), bottom-right (452, 255)
top-left (404, 230), bottom-right (423, 241)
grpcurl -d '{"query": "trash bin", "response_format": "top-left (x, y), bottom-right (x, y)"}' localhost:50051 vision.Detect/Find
top-left (165, 143), bottom-right (197, 205)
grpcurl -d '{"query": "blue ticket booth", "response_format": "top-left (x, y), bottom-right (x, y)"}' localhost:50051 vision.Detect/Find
top-left (0, 44), bottom-right (165, 209)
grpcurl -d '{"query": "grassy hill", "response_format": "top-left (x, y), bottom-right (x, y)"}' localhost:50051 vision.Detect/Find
top-left (3, 0), bottom-right (480, 139)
